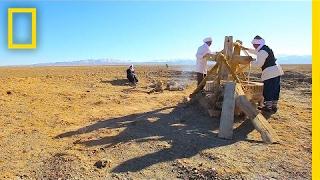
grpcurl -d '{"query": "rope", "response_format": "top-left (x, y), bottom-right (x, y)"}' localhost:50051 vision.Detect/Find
top-left (241, 48), bottom-right (252, 84)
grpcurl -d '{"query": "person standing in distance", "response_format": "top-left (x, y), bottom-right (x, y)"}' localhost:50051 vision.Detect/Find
top-left (195, 37), bottom-right (217, 90)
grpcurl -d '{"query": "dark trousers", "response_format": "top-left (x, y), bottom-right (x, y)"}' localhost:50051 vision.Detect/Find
top-left (263, 76), bottom-right (281, 101)
top-left (127, 74), bottom-right (138, 83)
top-left (197, 73), bottom-right (206, 90)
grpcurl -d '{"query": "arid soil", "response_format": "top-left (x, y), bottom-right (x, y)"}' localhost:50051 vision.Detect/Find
top-left (0, 65), bottom-right (311, 179)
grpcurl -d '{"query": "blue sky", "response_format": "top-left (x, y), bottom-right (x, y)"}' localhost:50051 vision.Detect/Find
top-left (0, 1), bottom-right (312, 65)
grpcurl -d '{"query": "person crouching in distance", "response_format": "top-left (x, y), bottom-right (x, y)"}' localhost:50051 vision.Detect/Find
top-left (243, 35), bottom-right (284, 113)
top-left (195, 37), bottom-right (217, 91)
top-left (127, 64), bottom-right (139, 85)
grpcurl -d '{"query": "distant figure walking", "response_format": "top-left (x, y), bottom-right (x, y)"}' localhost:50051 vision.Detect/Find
top-left (127, 65), bottom-right (139, 84)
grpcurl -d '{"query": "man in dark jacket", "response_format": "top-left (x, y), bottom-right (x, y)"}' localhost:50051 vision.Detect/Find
top-left (127, 65), bottom-right (139, 84)
top-left (245, 35), bottom-right (284, 113)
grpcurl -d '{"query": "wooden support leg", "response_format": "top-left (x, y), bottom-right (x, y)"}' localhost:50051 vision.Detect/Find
top-left (235, 84), bottom-right (280, 144)
top-left (216, 62), bottom-right (223, 86)
top-left (220, 55), bottom-right (241, 83)
top-left (189, 63), bottom-right (219, 97)
top-left (218, 82), bottom-right (236, 139)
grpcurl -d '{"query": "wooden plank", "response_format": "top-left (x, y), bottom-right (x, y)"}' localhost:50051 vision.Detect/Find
top-left (218, 82), bottom-right (236, 139)
top-left (235, 84), bottom-right (280, 143)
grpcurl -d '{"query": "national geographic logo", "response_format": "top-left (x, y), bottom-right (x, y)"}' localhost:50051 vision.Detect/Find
top-left (8, 8), bottom-right (37, 49)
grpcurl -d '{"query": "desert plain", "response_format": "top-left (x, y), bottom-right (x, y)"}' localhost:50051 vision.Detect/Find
top-left (0, 64), bottom-right (311, 179)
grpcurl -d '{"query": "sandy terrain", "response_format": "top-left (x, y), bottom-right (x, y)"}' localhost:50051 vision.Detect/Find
top-left (0, 64), bottom-right (311, 179)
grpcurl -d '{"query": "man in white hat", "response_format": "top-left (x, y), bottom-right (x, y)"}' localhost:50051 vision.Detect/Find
top-left (244, 35), bottom-right (284, 113)
top-left (195, 37), bottom-right (216, 90)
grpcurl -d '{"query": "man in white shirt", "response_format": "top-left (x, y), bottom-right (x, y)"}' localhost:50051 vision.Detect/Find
top-left (245, 35), bottom-right (284, 113)
top-left (195, 37), bottom-right (215, 90)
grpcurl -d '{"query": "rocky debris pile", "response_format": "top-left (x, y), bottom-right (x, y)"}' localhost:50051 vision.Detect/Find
top-left (148, 80), bottom-right (164, 94)
top-left (147, 79), bottom-right (190, 94)
top-left (37, 153), bottom-right (78, 179)
top-left (94, 158), bottom-right (112, 169)
top-left (172, 160), bottom-right (219, 180)
top-left (165, 80), bottom-right (187, 91)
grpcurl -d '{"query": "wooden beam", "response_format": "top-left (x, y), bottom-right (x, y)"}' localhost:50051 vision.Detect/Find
top-left (219, 36), bottom-right (233, 81)
top-left (189, 62), bottom-right (219, 97)
top-left (237, 64), bottom-right (250, 74)
top-left (232, 55), bottom-right (253, 65)
top-left (235, 84), bottom-right (280, 143)
top-left (220, 54), bottom-right (241, 83)
top-left (218, 82), bottom-right (236, 139)
top-left (232, 40), bottom-right (253, 81)
top-left (231, 40), bottom-right (242, 73)
top-left (216, 61), bottom-right (222, 85)
top-left (233, 40), bottom-right (242, 55)
top-left (204, 54), bottom-right (218, 61)
top-left (224, 36), bottom-right (234, 59)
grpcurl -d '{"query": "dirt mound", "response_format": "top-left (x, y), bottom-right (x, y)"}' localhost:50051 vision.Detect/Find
top-left (37, 153), bottom-right (82, 179)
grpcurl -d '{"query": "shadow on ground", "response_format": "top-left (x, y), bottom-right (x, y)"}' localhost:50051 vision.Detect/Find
top-left (55, 103), bottom-right (259, 173)
top-left (121, 87), bottom-right (150, 94)
top-left (101, 79), bottom-right (130, 86)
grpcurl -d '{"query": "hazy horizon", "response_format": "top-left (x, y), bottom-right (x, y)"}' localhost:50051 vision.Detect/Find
top-left (0, 54), bottom-right (312, 67)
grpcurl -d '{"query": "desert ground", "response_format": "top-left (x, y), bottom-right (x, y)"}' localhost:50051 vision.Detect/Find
top-left (0, 64), bottom-right (311, 179)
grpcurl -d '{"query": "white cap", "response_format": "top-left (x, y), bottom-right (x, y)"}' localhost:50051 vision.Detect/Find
top-left (203, 37), bottom-right (212, 43)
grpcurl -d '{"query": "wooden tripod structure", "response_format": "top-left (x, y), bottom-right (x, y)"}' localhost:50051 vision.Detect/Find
top-left (190, 36), bottom-right (279, 144)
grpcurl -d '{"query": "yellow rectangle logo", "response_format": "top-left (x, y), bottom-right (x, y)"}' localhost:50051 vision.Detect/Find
top-left (8, 8), bottom-right (37, 49)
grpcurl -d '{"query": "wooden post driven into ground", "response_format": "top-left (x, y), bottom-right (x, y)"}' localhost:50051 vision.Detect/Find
top-left (218, 82), bottom-right (236, 139)
top-left (190, 35), bottom-right (280, 143)
top-left (220, 36), bottom-right (234, 81)
top-left (218, 36), bottom-right (236, 139)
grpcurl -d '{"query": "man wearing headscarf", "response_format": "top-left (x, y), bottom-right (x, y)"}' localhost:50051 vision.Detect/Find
top-left (245, 35), bottom-right (284, 113)
top-left (195, 37), bottom-right (216, 90)
top-left (127, 64), bottom-right (139, 84)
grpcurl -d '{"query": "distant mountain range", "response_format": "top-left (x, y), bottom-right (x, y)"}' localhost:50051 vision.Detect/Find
top-left (32, 58), bottom-right (130, 66)
top-left (18, 55), bottom-right (312, 67)
top-left (30, 58), bottom-right (197, 66)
